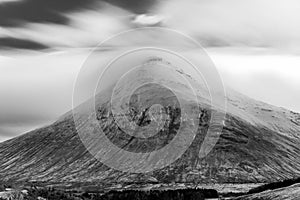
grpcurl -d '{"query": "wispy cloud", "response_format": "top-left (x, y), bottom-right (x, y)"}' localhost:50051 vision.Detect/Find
top-left (158, 0), bottom-right (300, 51)
top-left (0, 0), bottom-right (98, 27)
top-left (0, 0), bottom-right (157, 27)
top-left (0, 37), bottom-right (48, 50)
top-left (0, 0), bottom-right (159, 50)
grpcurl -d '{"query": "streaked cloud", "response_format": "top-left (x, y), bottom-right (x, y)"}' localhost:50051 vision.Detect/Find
top-left (0, 0), bottom-right (159, 49)
top-left (0, 37), bottom-right (48, 50)
top-left (0, 0), bottom-right (21, 3)
top-left (0, 0), bottom-right (97, 27)
top-left (158, 0), bottom-right (300, 51)
top-left (0, 0), bottom-right (157, 27)
top-left (9, 8), bottom-right (129, 48)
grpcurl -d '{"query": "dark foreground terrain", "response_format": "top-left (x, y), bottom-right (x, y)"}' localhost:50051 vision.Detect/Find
top-left (0, 187), bottom-right (219, 200)
top-left (1, 181), bottom-right (300, 200)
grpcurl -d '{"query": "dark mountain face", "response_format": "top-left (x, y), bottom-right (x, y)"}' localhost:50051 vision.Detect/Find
top-left (0, 66), bottom-right (300, 187)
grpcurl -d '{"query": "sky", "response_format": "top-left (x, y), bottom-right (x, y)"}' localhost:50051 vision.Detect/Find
top-left (0, 0), bottom-right (300, 141)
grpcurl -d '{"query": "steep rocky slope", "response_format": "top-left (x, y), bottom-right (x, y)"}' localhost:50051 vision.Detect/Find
top-left (0, 63), bottom-right (300, 186)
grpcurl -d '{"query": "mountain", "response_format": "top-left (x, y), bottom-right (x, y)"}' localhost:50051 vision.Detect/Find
top-left (0, 59), bottom-right (300, 187)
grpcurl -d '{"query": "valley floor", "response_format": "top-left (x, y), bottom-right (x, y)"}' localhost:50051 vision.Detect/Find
top-left (230, 183), bottom-right (300, 200)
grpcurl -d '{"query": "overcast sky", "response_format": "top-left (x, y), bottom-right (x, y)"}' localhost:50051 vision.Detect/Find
top-left (0, 0), bottom-right (300, 141)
